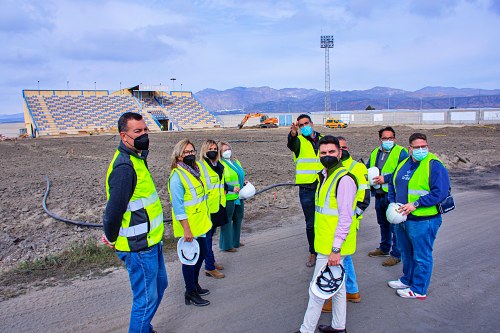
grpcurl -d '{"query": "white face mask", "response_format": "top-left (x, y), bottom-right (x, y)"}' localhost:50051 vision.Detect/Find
top-left (222, 150), bottom-right (232, 159)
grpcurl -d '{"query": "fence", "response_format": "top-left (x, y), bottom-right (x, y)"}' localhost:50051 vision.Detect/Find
top-left (218, 108), bottom-right (500, 128)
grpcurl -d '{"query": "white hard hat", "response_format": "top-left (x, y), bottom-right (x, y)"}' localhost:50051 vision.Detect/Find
top-left (177, 237), bottom-right (200, 265)
top-left (386, 202), bottom-right (407, 224)
top-left (310, 263), bottom-right (345, 299)
top-left (367, 167), bottom-right (381, 189)
top-left (238, 182), bottom-right (256, 200)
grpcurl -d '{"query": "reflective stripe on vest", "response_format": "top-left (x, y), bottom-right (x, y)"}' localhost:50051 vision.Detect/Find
top-left (294, 135), bottom-right (323, 184)
top-left (393, 153), bottom-right (442, 217)
top-left (314, 167), bottom-right (357, 256)
top-left (126, 192), bottom-right (159, 212)
top-left (369, 145), bottom-right (406, 193)
top-left (168, 166), bottom-right (212, 238)
top-left (221, 159), bottom-right (243, 201)
top-left (198, 160), bottom-right (226, 213)
top-left (106, 149), bottom-right (164, 252)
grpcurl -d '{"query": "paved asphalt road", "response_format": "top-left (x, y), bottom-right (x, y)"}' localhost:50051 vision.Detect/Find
top-left (1, 188), bottom-right (499, 333)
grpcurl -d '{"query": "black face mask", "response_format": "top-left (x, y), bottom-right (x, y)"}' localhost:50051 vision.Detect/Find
top-left (206, 150), bottom-right (218, 160)
top-left (183, 154), bottom-right (196, 167)
top-left (320, 155), bottom-right (340, 169)
top-left (127, 133), bottom-right (149, 151)
top-left (341, 149), bottom-right (350, 161)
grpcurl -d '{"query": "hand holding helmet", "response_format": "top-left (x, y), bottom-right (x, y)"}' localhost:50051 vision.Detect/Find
top-left (367, 167), bottom-right (381, 189)
top-left (386, 202), bottom-right (407, 224)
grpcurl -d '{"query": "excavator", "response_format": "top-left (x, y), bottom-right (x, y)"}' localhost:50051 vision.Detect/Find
top-left (238, 113), bottom-right (279, 129)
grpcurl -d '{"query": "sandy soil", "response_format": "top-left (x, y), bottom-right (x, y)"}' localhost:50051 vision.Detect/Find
top-left (0, 124), bottom-right (499, 272)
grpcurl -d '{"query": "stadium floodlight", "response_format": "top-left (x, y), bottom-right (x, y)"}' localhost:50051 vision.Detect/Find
top-left (321, 35), bottom-right (334, 115)
top-left (170, 78), bottom-right (176, 91)
top-left (181, 83), bottom-right (183, 91)
top-left (67, 81), bottom-right (69, 95)
top-left (37, 80), bottom-right (40, 95)
top-left (94, 81), bottom-right (97, 96)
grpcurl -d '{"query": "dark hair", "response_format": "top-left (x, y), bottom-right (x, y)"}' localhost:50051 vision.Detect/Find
top-left (409, 132), bottom-right (427, 144)
top-left (378, 126), bottom-right (396, 139)
top-left (336, 136), bottom-right (347, 142)
top-left (297, 114), bottom-right (312, 122)
top-left (318, 135), bottom-right (340, 149)
top-left (118, 112), bottom-right (143, 133)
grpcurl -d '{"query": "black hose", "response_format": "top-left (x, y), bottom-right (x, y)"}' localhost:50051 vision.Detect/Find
top-left (43, 177), bottom-right (296, 228)
top-left (253, 182), bottom-right (298, 196)
top-left (43, 176), bottom-right (102, 228)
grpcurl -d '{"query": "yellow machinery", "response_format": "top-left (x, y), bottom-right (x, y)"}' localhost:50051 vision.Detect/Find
top-left (238, 113), bottom-right (279, 129)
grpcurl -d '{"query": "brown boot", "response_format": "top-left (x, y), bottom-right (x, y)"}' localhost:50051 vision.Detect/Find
top-left (214, 262), bottom-right (224, 270)
top-left (205, 269), bottom-right (225, 279)
top-left (346, 292), bottom-right (360, 303)
top-left (306, 253), bottom-right (316, 267)
top-left (382, 256), bottom-right (401, 267)
top-left (321, 298), bottom-right (332, 313)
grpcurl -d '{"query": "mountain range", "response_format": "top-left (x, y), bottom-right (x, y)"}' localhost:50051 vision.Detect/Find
top-left (195, 86), bottom-right (500, 114)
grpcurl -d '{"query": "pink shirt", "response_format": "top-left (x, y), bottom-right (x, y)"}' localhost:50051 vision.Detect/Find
top-left (322, 169), bottom-right (357, 249)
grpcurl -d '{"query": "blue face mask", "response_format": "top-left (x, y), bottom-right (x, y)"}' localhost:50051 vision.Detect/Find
top-left (301, 125), bottom-right (313, 137)
top-left (381, 140), bottom-right (394, 151)
top-left (412, 147), bottom-right (429, 161)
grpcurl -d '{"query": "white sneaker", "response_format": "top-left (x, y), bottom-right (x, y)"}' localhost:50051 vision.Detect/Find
top-left (396, 287), bottom-right (427, 300)
top-left (387, 279), bottom-right (409, 289)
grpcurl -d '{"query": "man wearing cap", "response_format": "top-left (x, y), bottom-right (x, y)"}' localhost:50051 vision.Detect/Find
top-left (288, 114), bottom-right (324, 267)
top-left (366, 126), bottom-right (408, 267)
top-left (387, 133), bottom-right (450, 299)
top-left (322, 136), bottom-right (370, 312)
top-left (102, 112), bottom-right (167, 333)
top-left (296, 135), bottom-right (357, 333)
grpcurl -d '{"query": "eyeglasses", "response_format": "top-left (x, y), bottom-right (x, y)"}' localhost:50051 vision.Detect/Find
top-left (411, 145), bottom-right (428, 149)
top-left (340, 146), bottom-right (348, 150)
top-left (182, 149), bottom-right (196, 155)
top-left (381, 137), bottom-right (395, 141)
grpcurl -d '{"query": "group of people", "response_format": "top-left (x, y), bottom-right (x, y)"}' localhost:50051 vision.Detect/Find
top-left (290, 115), bottom-right (450, 333)
top-left (102, 112), bottom-right (248, 332)
top-left (101, 111), bottom-right (451, 333)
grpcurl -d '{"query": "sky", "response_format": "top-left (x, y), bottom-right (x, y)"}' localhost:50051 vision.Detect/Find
top-left (1, 0), bottom-right (500, 115)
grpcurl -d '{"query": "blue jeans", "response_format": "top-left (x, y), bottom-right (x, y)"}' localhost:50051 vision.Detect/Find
top-left (343, 255), bottom-right (358, 293)
top-left (205, 227), bottom-right (216, 271)
top-left (395, 215), bottom-right (442, 295)
top-left (182, 237), bottom-right (207, 293)
top-left (117, 242), bottom-right (168, 333)
top-left (375, 194), bottom-right (400, 258)
top-left (299, 186), bottom-right (316, 255)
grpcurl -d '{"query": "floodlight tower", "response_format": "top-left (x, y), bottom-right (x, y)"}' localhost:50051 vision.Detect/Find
top-left (321, 35), bottom-right (334, 116)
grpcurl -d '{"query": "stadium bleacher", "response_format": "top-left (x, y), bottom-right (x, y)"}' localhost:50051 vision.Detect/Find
top-left (23, 88), bottom-right (220, 137)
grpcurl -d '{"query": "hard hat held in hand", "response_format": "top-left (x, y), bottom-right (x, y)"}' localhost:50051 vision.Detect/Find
top-left (386, 202), bottom-right (407, 224)
top-left (310, 263), bottom-right (345, 299)
top-left (177, 237), bottom-right (200, 265)
top-left (367, 167), bottom-right (381, 189)
top-left (238, 182), bottom-right (256, 200)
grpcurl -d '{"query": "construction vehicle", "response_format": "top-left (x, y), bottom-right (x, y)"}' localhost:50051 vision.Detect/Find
top-left (238, 113), bottom-right (279, 129)
top-left (325, 118), bottom-right (348, 128)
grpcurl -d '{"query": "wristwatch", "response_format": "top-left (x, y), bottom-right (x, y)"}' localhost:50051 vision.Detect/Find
top-left (332, 247), bottom-right (341, 254)
top-left (413, 201), bottom-right (420, 208)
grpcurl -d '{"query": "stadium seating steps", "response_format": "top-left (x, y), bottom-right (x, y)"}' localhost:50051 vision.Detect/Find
top-left (25, 91), bottom-right (220, 135)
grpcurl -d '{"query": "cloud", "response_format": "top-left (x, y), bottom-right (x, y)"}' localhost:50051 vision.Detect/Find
top-left (0, 0), bottom-right (55, 34)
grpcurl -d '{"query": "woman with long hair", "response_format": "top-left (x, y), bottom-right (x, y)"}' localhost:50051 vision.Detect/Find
top-left (198, 140), bottom-right (228, 279)
top-left (168, 138), bottom-right (212, 306)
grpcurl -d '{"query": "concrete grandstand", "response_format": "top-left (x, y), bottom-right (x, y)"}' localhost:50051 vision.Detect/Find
top-left (23, 85), bottom-right (220, 137)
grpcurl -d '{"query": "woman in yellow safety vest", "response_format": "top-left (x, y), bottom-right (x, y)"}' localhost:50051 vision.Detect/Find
top-left (219, 141), bottom-right (247, 252)
top-left (198, 140), bottom-right (228, 279)
top-left (168, 138), bottom-right (212, 307)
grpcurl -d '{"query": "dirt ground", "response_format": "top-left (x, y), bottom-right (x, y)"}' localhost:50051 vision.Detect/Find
top-left (0, 124), bottom-right (499, 273)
